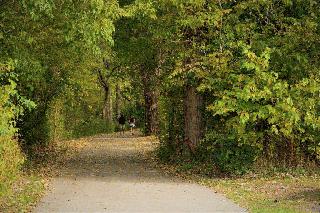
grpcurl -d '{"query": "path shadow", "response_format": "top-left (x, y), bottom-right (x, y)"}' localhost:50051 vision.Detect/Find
top-left (56, 135), bottom-right (173, 183)
top-left (35, 134), bottom-right (247, 213)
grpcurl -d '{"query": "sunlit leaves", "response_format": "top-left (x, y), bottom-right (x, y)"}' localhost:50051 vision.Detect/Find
top-left (209, 44), bottom-right (320, 142)
top-left (21, 0), bottom-right (55, 19)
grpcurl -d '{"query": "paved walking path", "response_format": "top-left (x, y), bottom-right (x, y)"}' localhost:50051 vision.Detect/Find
top-left (35, 132), bottom-right (246, 213)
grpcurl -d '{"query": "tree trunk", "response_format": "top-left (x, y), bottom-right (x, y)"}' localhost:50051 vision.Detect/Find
top-left (140, 62), bottom-right (160, 136)
top-left (142, 79), bottom-right (159, 136)
top-left (144, 89), bottom-right (152, 135)
top-left (115, 84), bottom-right (121, 119)
top-left (150, 90), bottom-right (159, 134)
top-left (184, 85), bottom-right (203, 155)
top-left (102, 86), bottom-right (112, 122)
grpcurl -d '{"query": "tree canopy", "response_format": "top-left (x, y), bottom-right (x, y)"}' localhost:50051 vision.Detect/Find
top-left (1, 1), bottom-right (319, 197)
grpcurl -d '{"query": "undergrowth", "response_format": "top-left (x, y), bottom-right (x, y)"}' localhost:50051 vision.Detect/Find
top-left (155, 151), bottom-right (320, 213)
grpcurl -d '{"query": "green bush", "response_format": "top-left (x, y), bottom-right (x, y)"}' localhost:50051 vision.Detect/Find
top-left (202, 132), bottom-right (259, 175)
top-left (207, 46), bottom-right (320, 166)
top-left (73, 118), bottom-right (115, 138)
top-left (0, 136), bottom-right (25, 204)
top-left (0, 61), bottom-right (33, 204)
top-left (157, 143), bottom-right (176, 162)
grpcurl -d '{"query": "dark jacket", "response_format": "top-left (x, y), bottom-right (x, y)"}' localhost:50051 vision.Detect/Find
top-left (118, 115), bottom-right (126, 125)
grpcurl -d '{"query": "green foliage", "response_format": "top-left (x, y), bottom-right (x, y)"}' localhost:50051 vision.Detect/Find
top-left (202, 132), bottom-right (259, 175)
top-left (1, 175), bottom-right (44, 212)
top-left (206, 45), bottom-right (320, 161)
top-left (157, 143), bottom-right (175, 162)
top-left (1, 0), bottom-right (121, 146)
top-left (72, 118), bottom-right (115, 138)
top-left (148, 0), bottom-right (320, 171)
top-left (1, 1), bottom-right (120, 206)
top-left (1, 0), bottom-right (319, 196)
top-left (158, 87), bottom-right (185, 158)
top-left (120, 102), bottom-right (144, 127)
top-left (0, 61), bottom-right (34, 204)
top-left (0, 135), bottom-right (24, 204)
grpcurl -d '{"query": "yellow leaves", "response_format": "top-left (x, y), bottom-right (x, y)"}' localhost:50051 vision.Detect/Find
top-left (246, 52), bottom-right (256, 61)
top-left (0, 61), bottom-right (15, 73)
top-left (207, 52), bottom-right (230, 70)
top-left (237, 74), bottom-right (246, 83)
top-left (285, 97), bottom-right (293, 106)
top-left (271, 125), bottom-right (279, 134)
top-left (90, 0), bottom-right (105, 14)
top-left (125, 1), bottom-right (157, 20)
top-left (239, 112), bottom-right (250, 124)
top-left (0, 136), bottom-right (25, 209)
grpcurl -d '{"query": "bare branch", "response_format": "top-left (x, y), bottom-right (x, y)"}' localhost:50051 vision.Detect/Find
top-left (97, 68), bottom-right (108, 89)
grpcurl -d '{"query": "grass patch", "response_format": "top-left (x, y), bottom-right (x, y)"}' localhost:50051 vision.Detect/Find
top-left (0, 174), bottom-right (45, 212)
top-left (156, 160), bottom-right (320, 212)
top-left (0, 139), bottom-right (81, 212)
top-left (198, 174), bottom-right (320, 213)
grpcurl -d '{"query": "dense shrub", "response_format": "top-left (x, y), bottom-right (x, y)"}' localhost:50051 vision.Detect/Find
top-left (201, 132), bottom-right (259, 175)
top-left (208, 46), bottom-right (320, 167)
top-left (0, 62), bottom-right (34, 202)
top-left (47, 95), bottom-right (115, 140)
top-left (72, 118), bottom-right (115, 138)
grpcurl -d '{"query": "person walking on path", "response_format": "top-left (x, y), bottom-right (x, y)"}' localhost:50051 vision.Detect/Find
top-left (118, 114), bottom-right (126, 135)
top-left (129, 117), bottom-right (136, 135)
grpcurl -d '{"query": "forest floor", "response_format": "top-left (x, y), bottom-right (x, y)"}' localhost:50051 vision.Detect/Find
top-left (33, 131), bottom-right (245, 212)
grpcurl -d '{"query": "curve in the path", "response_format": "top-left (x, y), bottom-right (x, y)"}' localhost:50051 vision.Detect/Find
top-left (35, 132), bottom-right (246, 213)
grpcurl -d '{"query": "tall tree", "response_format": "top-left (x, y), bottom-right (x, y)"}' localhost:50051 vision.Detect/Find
top-left (0, 0), bottom-right (120, 145)
top-left (113, 3), bottom-right (159, 135)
